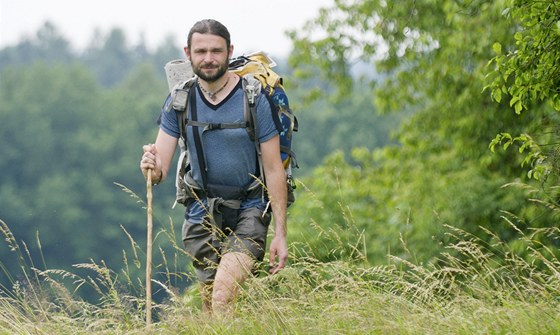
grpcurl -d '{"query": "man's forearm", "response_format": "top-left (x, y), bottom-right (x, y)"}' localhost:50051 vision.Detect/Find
top-left (266, 172), bottom-right (288, 236)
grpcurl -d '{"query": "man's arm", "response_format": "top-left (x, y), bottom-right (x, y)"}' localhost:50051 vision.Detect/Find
top-left (260, 135), bottom-right (288, 274)
top-left (140, 129), bottom-right (178, 184)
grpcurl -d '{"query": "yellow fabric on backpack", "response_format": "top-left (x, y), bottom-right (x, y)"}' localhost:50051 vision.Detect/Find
top-left (229, 55), bottom-right (282, 93)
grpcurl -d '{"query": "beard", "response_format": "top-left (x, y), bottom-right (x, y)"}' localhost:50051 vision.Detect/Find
top-left (193, 58), bottom-right (229, 83)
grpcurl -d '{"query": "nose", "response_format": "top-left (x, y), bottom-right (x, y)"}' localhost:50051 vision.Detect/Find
top-left (202, 51), bottom-right (216, 64)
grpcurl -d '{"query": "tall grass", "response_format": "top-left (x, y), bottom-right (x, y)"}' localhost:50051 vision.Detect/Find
top-left (0, 191), bottom-right (559, 334)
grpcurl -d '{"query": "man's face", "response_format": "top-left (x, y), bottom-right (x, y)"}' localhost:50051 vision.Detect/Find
top-left (186, 33), bottom-right (232, 83)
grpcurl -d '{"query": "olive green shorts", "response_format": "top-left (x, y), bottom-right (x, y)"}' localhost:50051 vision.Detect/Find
top-left (182, 206), bottom-right (271, 284)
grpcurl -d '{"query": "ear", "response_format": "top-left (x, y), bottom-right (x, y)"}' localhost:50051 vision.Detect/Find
top-left (184, 47), bottom-right (191, 61)
top-left (228, 44), bottom-right (234, 58)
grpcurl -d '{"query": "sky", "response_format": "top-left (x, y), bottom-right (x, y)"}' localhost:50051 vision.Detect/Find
top-left (0, 0), bottom-right (332, 58)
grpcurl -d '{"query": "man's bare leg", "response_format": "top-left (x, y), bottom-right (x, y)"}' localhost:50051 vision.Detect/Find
top-left (212, 252), bottom-right (255, 315)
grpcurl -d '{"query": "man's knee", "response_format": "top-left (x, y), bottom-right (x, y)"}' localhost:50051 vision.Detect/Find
top-left (216, 252), bottom-right (255, 281)
top-left (212, 252), bottom-right (255, 311)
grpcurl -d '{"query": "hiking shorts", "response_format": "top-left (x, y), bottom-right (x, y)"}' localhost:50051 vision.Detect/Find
top-left (182, 206), bottom-right (271, 284)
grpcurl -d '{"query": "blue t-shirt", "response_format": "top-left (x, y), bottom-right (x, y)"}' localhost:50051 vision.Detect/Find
top-left (159, 77), bottom-right (279, 222)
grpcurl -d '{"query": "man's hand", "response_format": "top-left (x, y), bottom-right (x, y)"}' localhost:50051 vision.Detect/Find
top-left (140, 144), bottom-right (162, 183)
top-left (268, 235), bottom-right (288, 274)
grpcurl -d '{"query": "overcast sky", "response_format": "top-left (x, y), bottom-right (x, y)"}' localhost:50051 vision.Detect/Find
top-left (0, 0), bottom-right (332, 58)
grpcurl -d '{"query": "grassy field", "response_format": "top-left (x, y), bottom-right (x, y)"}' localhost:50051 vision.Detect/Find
top-left (1, 217), bottom-right (559, 335)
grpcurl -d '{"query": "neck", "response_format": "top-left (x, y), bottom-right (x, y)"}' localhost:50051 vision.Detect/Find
top-left (198, 73), bottom-right (233, 102)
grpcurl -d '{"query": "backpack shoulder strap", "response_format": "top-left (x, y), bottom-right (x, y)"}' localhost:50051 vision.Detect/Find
top-left (172, 79), bottom-right (196, 153)
top-left (172, 79), bottom-right (195, 208)
top-left (187, 88), bottom-right (210, 189)
top-left (241, 75), bottom-right (262, 141)
top-left (242, 75), bottom-right (266, 200)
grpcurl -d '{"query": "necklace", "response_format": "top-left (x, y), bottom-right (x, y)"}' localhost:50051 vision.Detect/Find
top-left (198, 76), bottom-right (230, 101)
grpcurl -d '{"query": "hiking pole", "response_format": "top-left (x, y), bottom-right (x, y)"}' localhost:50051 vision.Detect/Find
top-left (146, 170), bottom-right (153, 327)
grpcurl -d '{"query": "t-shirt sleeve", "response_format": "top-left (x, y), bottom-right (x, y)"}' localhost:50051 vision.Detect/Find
top-left (157, 94), bottom-right (180, 138)
top-left (256, 93), bottom-right (280, 143)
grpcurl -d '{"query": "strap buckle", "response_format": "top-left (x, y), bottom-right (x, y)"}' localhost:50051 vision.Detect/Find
top-left (208, 123), bottom-right (222, 130)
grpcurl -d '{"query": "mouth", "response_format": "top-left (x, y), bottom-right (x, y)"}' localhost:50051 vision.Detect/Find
top-left (201, 63), bottom-right (218, 70)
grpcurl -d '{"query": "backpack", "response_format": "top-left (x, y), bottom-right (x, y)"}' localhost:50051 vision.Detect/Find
top-left (165, 52), bottom-right (298, 208)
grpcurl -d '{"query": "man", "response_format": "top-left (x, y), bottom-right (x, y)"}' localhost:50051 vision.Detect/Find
top-left (139, 19), bottom-right (288, 314)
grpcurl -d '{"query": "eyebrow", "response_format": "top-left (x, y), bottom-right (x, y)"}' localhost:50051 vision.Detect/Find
top-left (193, 47), bottom-right (225, 53)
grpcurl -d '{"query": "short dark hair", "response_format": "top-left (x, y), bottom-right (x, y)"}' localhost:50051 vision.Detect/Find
top-left (187, 19), bottom-right (231, 49)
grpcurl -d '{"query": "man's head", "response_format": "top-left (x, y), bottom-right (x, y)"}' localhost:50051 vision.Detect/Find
top-left (185, 19), bottom-right (233, 83)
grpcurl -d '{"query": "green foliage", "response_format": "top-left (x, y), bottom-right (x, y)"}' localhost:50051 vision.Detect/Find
top-left (290, 146), bottom-right (531, 265)
top-left (489, 132), bottom-right (550, 180)
top-left (286, 0), bottom-right (560, 265)
top-left (487, 1), bottom-right (560, 113)
top-left (291, 83), bottom-right (404, 173)
top-left (0, 58), bottom-right (179, 291)
top-left (3, 3), bottom-right (560, 321)
top-left (485, 1), bottom-right (560, 184)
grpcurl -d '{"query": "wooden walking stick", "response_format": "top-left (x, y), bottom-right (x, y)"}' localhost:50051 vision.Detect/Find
top-left (146, 170), bottom-right (153, 327)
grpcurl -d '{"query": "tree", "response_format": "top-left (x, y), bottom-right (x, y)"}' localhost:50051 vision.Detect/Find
top-left (83, 28), bottom-right (135, 87)
top-left (0, 21), bottom-right (74, 68)
top-left (287, 0), bottom-right (554, 263)
top-left (487, 1), bottom-right (560, 183)
top-left (291, 81), bottom-right (404, 173)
